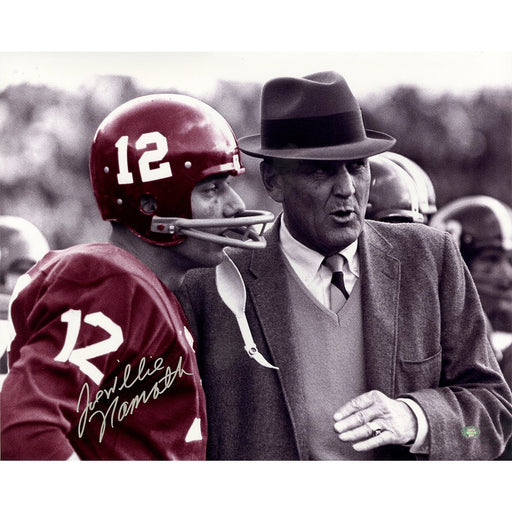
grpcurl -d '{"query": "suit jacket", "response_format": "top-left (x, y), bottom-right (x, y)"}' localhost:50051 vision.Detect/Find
top-left (178, 218), bottom-right (512, 460)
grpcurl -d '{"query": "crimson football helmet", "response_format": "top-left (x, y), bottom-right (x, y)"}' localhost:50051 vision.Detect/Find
top-left (383, 151), bottom-right (437, 219)
top-left (90, 94), bottom-right (273, 248)
top-left (366, 155), bottom-right (425, 223)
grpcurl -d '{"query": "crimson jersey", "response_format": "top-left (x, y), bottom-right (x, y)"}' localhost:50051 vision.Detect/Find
top-left (0, 244), bottom-right (207, 460)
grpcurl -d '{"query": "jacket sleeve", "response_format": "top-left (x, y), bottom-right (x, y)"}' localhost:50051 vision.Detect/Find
top-left (401, 232), bottom-right (512, 460)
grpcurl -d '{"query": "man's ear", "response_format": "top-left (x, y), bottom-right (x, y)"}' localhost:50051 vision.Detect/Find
top-left (260, 160), bottom-right (284, 203)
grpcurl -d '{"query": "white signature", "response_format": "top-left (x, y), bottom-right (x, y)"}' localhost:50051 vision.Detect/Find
top-left (76, 356), bottom-right (192, 442)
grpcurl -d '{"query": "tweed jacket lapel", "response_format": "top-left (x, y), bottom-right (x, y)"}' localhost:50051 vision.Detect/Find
top-left (358, 221), bottom-right (401, 397)
top-left (245, 219), bottom-right (310, 459)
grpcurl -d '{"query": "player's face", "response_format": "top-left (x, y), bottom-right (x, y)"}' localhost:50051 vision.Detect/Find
top-left (268, 159), bottom-right (371, 256)
top-left (470, 247), bottom-right (512, 332)
top-left (176, 174), bottom-right (246, 267)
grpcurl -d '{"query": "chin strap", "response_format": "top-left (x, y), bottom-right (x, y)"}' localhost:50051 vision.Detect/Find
top-left (215, 255), bottom-right (279, 370)
top-left (150, 210), bottom-right (275, 249)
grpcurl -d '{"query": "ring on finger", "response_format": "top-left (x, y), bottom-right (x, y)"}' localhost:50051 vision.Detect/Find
top-left (367, 422), bottom-right (383, 438)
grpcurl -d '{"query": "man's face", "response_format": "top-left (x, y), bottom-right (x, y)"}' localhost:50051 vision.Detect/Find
top-left (269, 159), bottom-right (371, 256)
top-left (470, 247), bottom-right (512, 332)
top-left (174, 174), bottom-right (246, 267)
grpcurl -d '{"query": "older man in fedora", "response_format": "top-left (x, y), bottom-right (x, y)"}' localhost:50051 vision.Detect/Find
top-left (177, 71), bottom-right (512, 460)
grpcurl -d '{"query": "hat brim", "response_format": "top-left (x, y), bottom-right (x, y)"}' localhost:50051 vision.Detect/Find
top-left (238, 130), bottom-right (396, 161)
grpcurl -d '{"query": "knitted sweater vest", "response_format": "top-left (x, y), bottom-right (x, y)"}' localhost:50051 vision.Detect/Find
top-left (283, 262), bottom-right (373, 460)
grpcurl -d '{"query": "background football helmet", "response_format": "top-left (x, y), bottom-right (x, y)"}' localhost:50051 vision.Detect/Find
top-left (90, 94), bottom-right (273, 248)
top-left (430, 195), bottom-right (512, 259)
top-left (383, 151), bottom-right (437, 220)
top-left (366, 155), bottom-right (425, 223)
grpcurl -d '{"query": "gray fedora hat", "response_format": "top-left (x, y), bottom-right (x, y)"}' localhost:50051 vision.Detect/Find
top-left (238, 71), bottom-right (396, 161)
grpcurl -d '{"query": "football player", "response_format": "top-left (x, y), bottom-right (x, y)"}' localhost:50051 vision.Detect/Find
top-left (0, 216), bottom-right (50, 387)
top-left (430, 196), bottom-right (512, 383)
top-left (0, 94), bottom-right (273, 460)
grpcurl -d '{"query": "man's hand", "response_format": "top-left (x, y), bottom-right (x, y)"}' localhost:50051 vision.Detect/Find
top-left (333, 390), bottom-right (418, 451)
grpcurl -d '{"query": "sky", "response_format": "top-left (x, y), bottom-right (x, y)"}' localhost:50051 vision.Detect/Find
top-left (1, 1), bottom-right (511, 99)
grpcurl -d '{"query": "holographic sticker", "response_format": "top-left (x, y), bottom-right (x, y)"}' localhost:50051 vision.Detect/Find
top-left (462, 426), bottom-right (481, 438)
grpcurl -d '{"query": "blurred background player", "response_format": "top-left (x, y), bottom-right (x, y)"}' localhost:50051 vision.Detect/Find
top-left (0, 94), bottom-right (273, 460)
top-left (0, 216), bottom-right (50, 389)
top-left (366, 154), bottom-right (425, 224)
top-left (430, 196), bottom-right (512, 382)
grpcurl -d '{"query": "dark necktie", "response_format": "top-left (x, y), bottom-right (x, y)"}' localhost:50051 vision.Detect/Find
top-left (324, 254), bottom-right (349, 312)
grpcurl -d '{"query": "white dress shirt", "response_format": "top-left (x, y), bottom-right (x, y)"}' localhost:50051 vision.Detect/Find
top-left (279, 219), bottom-right (359, 309)
top-left (278, 217), bottom-right (429, 454)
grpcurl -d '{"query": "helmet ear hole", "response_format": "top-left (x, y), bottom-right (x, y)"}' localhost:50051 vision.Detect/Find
top-left (140, 194), bottom-right (157, 215)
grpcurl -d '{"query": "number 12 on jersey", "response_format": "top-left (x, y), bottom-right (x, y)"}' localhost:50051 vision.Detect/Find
top-left (54, 309), bottom-right (123, 385)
